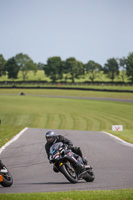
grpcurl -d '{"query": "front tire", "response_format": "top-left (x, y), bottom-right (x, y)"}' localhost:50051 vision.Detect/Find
top-left (60, 163), bottom-right (78, 183)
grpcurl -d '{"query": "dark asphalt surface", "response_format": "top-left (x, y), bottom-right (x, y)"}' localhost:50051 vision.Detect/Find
top-left (0, 128), bottom-right (133, 193)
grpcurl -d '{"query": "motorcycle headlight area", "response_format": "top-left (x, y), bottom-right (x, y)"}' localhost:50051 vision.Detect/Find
top-left (54, 155), bottom-right (59, 159)
top-left (53, 152), bottom-right (60, 159)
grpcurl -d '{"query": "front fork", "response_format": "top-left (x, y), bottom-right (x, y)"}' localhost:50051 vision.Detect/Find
top-left (58, 155), bottom-right (84, 175)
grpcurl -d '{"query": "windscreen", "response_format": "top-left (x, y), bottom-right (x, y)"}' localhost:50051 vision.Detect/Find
top-left (49, 142), bottom-right (63, 154)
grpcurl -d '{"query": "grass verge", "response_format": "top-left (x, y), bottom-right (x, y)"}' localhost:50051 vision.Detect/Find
top-left (0, 189), bottom-right (133, 200)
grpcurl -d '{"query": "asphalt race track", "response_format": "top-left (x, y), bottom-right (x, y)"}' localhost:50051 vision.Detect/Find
top-left (0, 128), bottom-right (133, 193)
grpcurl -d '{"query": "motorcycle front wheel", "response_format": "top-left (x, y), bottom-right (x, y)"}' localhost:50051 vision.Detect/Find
top-left (60, 163), bottom-right (78, 183)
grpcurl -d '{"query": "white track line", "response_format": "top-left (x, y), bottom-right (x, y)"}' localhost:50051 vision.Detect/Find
top-left (0, 127), bottom-right (28, 155)
top-left (103, 131), bottom-right (133, 148)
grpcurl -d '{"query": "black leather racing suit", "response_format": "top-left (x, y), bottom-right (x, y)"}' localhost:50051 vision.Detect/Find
top-left (45, 135), bottom-right (83, 160)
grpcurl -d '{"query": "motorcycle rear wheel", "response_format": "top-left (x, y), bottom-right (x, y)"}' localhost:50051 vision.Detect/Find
top-left (0, 172), bottom-right (13, 187)
top-left (60, 163), bottom-right (78, 183)
top-left (83, 168), bottom-right (95, 182)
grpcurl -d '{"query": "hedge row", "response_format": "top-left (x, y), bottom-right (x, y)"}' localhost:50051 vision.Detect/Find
top-left (0, 86), bottom-right (133, 93)
top-left (0, 80), bottom-right (133, 85)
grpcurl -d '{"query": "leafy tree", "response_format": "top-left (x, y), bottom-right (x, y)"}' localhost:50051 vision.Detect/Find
top-left (126, 52), bottom-right (133, 81)
top-left (65, 57), bottom-right (83, 83)
top-left (0, 54), bottom-right (6, 77)
top-left (103, 58), bottom-right (119, 82)
top-left (118, 57), bottom-right (127, 82)
top-left (76, 61), bottom-right (84, 78)
top-left (44, 57), bottom-right (62, 82)
top-left (37, 62), bottom-right (45, 70)
top-left (86, 60), bottom-right (102, 82)
top-left (15, 53), bottom-right (37, 81)
top-left (5, 57), bottom-right (19, 79)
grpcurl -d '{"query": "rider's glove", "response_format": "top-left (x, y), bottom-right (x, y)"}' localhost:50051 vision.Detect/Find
top-left (63, 144), bottom-right (68, 149)
top-left (68, 144), bottom-right (73, 149)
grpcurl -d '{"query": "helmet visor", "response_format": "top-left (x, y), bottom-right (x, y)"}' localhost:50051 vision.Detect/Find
top-left (46, 137), bottom-right (54, 142)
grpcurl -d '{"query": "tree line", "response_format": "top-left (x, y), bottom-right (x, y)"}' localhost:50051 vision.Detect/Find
top-left (0, 52), bottom-right (133, 83)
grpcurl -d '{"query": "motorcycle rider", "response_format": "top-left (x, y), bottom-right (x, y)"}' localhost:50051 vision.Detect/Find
top-left (0, 160), bottom-right (6, 170)
top-left (45, 131), bottom-right (88, 166)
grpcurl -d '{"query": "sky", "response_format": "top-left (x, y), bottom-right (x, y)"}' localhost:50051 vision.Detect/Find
top-left (0, 0), bottom-right (133, 66)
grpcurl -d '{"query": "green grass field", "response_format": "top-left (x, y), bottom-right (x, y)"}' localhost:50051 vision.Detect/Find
top-left (0, 89), bottom-right (133, 146)
top-left (0, 189), bottom-right (133, 200)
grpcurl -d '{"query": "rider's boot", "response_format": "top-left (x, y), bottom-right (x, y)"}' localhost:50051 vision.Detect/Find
top-left (53, 165), bottom-right (59, 173)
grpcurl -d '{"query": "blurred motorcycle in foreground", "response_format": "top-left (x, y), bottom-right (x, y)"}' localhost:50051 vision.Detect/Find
top-left (0, 160), bottom-right (13, 187)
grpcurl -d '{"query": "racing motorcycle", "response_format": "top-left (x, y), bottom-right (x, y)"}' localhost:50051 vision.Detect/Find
top-left (49, 142), bottom-right (95, 183)
top-left (0, 160), bottom-right (13, 187)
